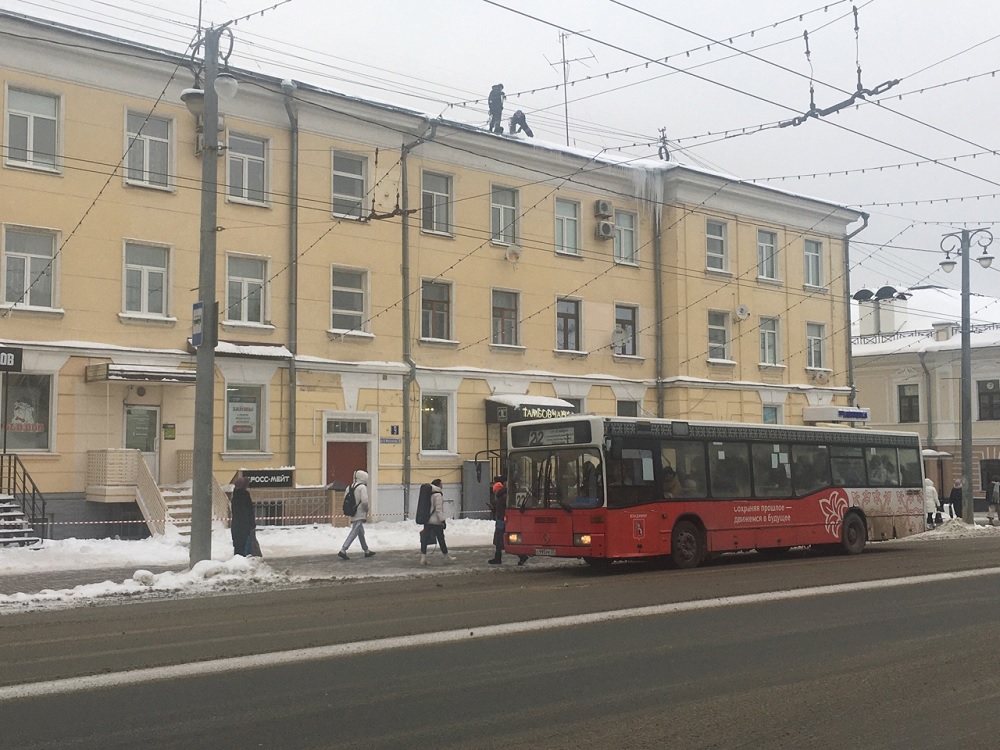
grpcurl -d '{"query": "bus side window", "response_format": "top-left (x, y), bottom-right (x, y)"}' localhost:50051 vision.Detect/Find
top-left (897, 448), bottom-right (922, 486)
top-left (831, 446), bottom-right (865, 487)
top-left (752, 443), bottom-right (791, 498)
top-left (708, 442), bottom-right (751, 498)
top-left (791, 444), bottom-right (831, 496)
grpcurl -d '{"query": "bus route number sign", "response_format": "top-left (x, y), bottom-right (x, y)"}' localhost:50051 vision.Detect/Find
top-left (526, 426), bottom-right (575, 446)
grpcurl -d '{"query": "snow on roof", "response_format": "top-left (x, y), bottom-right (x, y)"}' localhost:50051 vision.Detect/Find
top-left (487, 394), bottom-right (576, 409)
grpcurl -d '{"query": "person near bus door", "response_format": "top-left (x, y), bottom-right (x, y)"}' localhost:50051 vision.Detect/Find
top-left (420, 479), bottom-right (456, 565)
top-left (924, 477), bottom-right (941, 528)
top-left (487, 479), bottom-right (528, 566)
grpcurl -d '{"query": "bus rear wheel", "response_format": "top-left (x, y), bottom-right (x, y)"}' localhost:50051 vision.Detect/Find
top-left (671, 520), bottom-right (704, 569)
top-left (841, 512), bottom-right (867, 555)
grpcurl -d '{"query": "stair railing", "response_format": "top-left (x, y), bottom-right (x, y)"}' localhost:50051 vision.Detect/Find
top-left (0, 453), bottom-right (47, 538)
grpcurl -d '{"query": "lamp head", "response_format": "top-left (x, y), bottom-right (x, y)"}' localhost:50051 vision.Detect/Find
top-left (939, 256), bottom-right (957, 273)
top-left (181, 87), bottom-right (205, 117)
top-left (215, 71), bottom-right (239, 102)
top-left (977, 251), bottom-right (994, 269)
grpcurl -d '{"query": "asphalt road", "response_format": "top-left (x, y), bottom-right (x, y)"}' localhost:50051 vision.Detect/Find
top-left (2, 537), bottom-right (999, 749)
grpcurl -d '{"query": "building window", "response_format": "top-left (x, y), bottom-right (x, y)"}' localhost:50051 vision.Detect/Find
top-left (804, 239), bottom-right (823, 287)
top-left (614, 210), bottom-right (637, 265)
top-left (124, 242), bottom-right (168, 316)
top-left (491, 186), bottom-right (517, 244)
top-left (762, 405), bottom-right (781, 424)
top-left (759, 317), bottom-right (780, 365)
top-left (706, 219), bottom-right (727, 271)
top-left (225, 384), bottom-right (264, 452)
top-left (2, 373), bottom-right (52, 451)
top-left (421, 280), bottom-right (451, 339)
top-left (708, 310), bottom-right (730, 360)
top-left (421, 172), bottom-right (451, 233)
top-left (562, 397), bottom-right (583, 412)
top-left (5, 88), bottom-right (58, 170)
top-left (421, 393), bottom-right (450, 452)
top-left (617, 400), bottom-right (639, 417)
top-left (556, 298), bottom-right (581, 351)
top-left (492, 289), bottom-right (519, 345)
top-left (226, 256), bottom-right (266, 324)
top-left (331, 267), bottom-right (366, 332)
top-left (332, 152), bottom-right (366, 219)
top-left (758, 229), bottom-right (778, 280)
top-left (978, 380), bottom-right (1000, 421)
top-left (614, 304), bottom-right (637, 356)
top-left (3, 227), bottom-right (55, 309)
top-left (898, 384), bottom-right (920, 423)
top-left (125, 112), bottom-right (170, 188)
top-left (555, 198), bottom-right (579, 255)
top-left (806, 323), bottom-right (825, 369)
top-left (228, 134), bottom-right (267, 204)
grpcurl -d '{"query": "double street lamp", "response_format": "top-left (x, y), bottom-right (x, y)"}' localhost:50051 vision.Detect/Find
top-left (181, 26), bottom-right (238, 566)
top-left (939, 228), bottom-right (994, 524)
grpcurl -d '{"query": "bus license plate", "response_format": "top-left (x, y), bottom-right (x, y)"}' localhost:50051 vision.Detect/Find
top-left (535, 548), bottom-right (556, 556)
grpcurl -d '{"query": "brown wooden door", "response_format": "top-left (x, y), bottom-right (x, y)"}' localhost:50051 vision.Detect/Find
top-left (326, 442), bottom-right (368, 489)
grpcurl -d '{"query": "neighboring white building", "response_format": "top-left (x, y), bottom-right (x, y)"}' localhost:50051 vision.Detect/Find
top-left (852, 284), bottom-right (1000, 495)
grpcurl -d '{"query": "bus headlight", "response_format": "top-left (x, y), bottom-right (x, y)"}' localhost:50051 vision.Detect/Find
top-left (506, 532), bottom-right (522, 544)
top-left (573, 533), bottom-right (592, 546)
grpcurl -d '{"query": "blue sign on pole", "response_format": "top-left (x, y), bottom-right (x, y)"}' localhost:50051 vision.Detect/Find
top-left (192, 301), bottom-right (204, 347)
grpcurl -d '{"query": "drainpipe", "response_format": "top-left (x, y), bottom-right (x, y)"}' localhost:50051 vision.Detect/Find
top-left (281, 81), bottom-right (299, 466)
top-left (653, 204), bottom-right (664, 417)
top-left (844, 212), bottom-right (870, 408)
top-left (400, 119), bottom-right (437, 518)
top-left (919, 350), bottom-right (934, 448)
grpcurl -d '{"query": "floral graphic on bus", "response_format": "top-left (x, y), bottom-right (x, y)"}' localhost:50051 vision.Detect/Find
top-left (820, 490), bottom-right (849, 539)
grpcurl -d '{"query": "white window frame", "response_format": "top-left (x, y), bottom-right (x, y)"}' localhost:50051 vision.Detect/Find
top-left (225, 254), bottom-right (268, 325)
top-left (806, 322), bottom-right (826, 369)
top-left (491, 186), bottom-right (517, 245)
top-left (614, 303), bottom-right (638, 356)
top-left (420, 392), bottom-right (455, 454)
top-left (1, 372), bottom-right (55, 452)
top-left (614, 210), bottom-right (637, 265)
top-left (224, 383), bottom-right (267, 454)
top-left (421, 279), bottom-right (452, 340)
top-left (759, 316), bottom-right (780, 365)
top-left (491, 288), bottom-right (520, 346)
top-left (757, 229), bottom-right (778, 280)
top-left (706, 219), bottom-right (728, 272)
top-left (421, 171), bottom-right (452, 234)
top-left (2, 225), bottom-right (58, 310)
top-left (125, 111), bottom-right (171, 189)
top-left (331, 266), bottom-right (368, 334)
top-left (708, 310), bottom-right (731, 361)
top-left (556, 297), bottom-right (582, 352)
top-left (804, 239), bottom-right (823, 287)
top-left (4, 86), bottom-right (60, 172)
top-left (332, 151), bottom-right (367, 220)
top-left (555, 198), bottom-right (580, 256)
top-left (227, 133), bottom-right (268, 205)
top-left (123, 241), bottom-right (169, 317)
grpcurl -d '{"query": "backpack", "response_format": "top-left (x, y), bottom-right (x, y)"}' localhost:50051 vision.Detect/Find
top-left (415, 483), bottom-right (433, 525)
top-left (342, 483), bottom-right (359, 517)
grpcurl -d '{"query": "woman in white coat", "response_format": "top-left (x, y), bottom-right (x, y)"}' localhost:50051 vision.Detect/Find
top-left (923, 477), bottom-right (941, 528)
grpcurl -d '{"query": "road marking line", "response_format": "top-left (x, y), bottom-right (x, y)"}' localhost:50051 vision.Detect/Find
top-left (3, 566), bottom-right (998, 701)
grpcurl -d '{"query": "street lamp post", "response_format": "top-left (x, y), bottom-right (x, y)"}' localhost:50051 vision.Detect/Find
top-left (939, 228), bottom-right (994, 524)
top-left (182, 27), bottom-right (237, 566)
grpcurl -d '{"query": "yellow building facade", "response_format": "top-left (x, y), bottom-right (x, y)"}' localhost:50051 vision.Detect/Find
top-left (0, 12), bottom-right (862, 536)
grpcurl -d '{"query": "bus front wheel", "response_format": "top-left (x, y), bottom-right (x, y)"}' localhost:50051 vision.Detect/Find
top-left (841, 512), bottom-right (867, 555)
top-left (671, 520), bottom-right (705, 569)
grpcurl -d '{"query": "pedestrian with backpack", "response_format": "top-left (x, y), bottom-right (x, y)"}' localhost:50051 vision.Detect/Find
top-left (420, 479), bottom-right (455, 565)
top-left (338, 469), bottom-right (375, 560)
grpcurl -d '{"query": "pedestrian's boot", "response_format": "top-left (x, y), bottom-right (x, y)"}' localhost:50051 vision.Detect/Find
top-left (487, 555), bottom-right (502, 565)
top-left (517, 555), bottom-right (529, 566)
top-left (419, 553), bottom-right (427, 566)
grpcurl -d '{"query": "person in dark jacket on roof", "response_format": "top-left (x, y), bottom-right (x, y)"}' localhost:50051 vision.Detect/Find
top-left (488, 83), bottom-right (505, 133)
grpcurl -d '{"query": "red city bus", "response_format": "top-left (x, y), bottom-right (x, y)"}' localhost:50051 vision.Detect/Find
top-left (503, 416), bottom-right (924, 569)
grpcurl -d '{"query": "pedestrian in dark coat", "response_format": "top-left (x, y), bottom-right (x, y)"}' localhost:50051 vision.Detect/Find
top-left (948, 478), bottom-right (963, 519)
top-left (230, 476), bottom-right (260, 557)
top-left (488, 83), bottom-right (505, 134)
top-left (487, 480), bottom-right (527, 565)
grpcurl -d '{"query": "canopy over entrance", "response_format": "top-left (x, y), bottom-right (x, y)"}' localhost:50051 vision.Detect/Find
top-left (486, 394), bottom-right (577, 425)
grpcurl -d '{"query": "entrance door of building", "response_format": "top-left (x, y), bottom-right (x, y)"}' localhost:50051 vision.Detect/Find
top-left (125, 405), bottom-right (160, 482)
top-left (326, 442), bottom-right (368, 491)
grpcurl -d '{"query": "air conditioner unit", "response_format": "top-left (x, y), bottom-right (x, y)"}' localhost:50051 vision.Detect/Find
top-left (595, 220), bottom-right (615, 240)
top-left (594, 199), bottom-right (613, 218)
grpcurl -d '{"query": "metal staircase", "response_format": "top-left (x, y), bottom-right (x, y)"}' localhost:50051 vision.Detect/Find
top-left (0, 454), bottom-right (45, 547)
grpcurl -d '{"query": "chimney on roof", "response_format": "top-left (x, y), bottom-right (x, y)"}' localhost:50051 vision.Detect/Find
top-left (931, 321), bottom-right (955, 341)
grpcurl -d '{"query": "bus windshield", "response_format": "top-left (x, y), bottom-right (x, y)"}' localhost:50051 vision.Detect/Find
top-left (509, 447), bottom-right (604, 510)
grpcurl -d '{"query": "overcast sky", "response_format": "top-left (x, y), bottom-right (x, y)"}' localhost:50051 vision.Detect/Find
top-left (4, 0), bottom-right (1000, 318)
